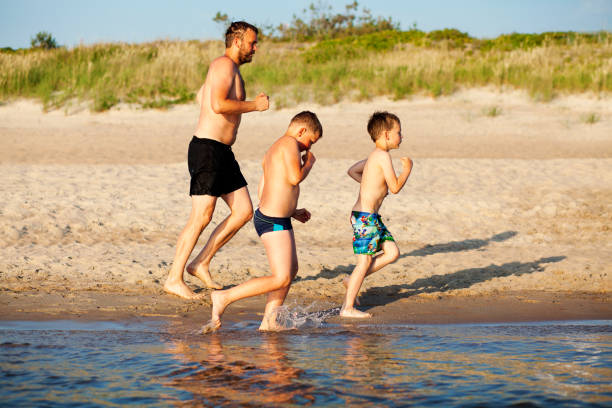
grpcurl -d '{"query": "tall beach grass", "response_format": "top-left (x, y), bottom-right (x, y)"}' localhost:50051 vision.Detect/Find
top-left (1, 31), bottom-right (610, 111)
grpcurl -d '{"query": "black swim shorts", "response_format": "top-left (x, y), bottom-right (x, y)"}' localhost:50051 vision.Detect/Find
top-left (253, 209), bottom-right (293, 237)
top-left (187, 136), bottom-right (247, 196)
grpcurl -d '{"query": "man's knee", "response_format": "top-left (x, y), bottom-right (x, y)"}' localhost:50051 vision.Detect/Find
top-left (232, 205), bottom-right (253, 225)
top-left (191, 206), bottom-right (214, 229)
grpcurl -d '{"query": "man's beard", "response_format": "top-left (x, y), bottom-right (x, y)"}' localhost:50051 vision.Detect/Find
top-left (238, 48), bottom-right (254, 64)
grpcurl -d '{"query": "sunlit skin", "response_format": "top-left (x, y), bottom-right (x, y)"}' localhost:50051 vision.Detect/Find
top-left (164, 27), bottom-right (269, 300)
top-left (341, 120), bottom-right (413, 318)
top-left (203, 121), bottom-right (321, 333)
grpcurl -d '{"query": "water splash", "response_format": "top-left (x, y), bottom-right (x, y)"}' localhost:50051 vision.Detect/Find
top-left (274, 301), bottom-right (340, 330)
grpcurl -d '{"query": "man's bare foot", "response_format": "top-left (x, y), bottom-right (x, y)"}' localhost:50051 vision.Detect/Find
top-left (339, 306), bottom-right (372, 318)
top-left (187, 262), bottom-right (222, 289)
top-left (343, 276), bottom-right (360, 306)
top-left (163, 279), bottom-right (204, 300)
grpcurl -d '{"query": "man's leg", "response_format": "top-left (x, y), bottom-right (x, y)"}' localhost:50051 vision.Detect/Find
top-left (188, 186), bottom-right (253, 290)
top-left (340, 254), bottom-right (373, 318)
top-left (164, 195), bottom-right (217, 299)
top-left (203, 230), bottom-right (294, 333)
top-left (259, 230), bottom-right (298, 331)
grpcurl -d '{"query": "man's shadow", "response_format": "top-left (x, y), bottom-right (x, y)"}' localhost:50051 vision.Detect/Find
top-left (297, 230), bottom-right (519, 283)
top-left (359, 255), bottom-right (566, 309)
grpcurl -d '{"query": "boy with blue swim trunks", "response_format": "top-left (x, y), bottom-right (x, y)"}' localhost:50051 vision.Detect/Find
top-left (203, 111), bottom-right (322, 332)
top-left (341, 111), bottom-right (413, 318)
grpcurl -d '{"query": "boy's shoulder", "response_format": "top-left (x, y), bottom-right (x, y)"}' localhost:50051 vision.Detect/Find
top-left (367, 148), bottom-right (391, 163)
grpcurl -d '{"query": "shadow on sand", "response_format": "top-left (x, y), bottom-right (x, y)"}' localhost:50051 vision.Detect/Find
top-left (359, 255), bottom-right (566, 308)
top-left (298, 230), bottom-right (520, 283)
top-left (294, 230), bottom-right (565, 308)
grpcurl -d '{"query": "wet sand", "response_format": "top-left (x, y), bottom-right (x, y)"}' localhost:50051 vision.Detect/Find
top-left (1, 89), bottom-right (611, 326)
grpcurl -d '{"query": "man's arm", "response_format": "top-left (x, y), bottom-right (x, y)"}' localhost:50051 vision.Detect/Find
top-left (347, 159), bottom-right (366, 182)
top-left (210, 58), bottom-right (268, 114)
top-left (380, 153), bottom-right (413, 194)
top-left (284, 140), bottom-right (316, 186)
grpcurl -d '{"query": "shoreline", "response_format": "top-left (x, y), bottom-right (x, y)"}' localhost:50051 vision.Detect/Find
top-left (1, 290), bottom-right (609, 326)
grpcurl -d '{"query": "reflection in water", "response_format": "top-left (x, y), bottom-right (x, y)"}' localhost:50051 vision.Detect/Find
top-left (161, 321), bottom-right (612, 406)
top-left (164, 331), bottom-right (316, 406)
top-left (0, 320), bottom-right (610, 406)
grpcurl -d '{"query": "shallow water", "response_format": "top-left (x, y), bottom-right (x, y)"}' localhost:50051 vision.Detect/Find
top-left (1, 318), bottom-right (611, 407)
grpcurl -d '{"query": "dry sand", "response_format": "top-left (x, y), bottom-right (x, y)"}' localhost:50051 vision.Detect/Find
top-left (1, 89), bottom-right (611, 325)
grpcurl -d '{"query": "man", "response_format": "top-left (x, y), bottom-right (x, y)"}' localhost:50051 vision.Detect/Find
top-left (164, 21), bottom-right (269, 299)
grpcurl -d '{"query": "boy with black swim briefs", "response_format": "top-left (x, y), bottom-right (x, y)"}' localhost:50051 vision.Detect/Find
top-left (341, 111), bottom-right (413, 318)
top-left (203, 111), bottom-right (322, 332)
top-left (163, 21), bottom-right (269, 300)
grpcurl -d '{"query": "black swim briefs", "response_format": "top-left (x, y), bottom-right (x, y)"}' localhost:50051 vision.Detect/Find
top-left (253, 209), bottom-right (293, 236)
top-left (187, 136), bottom-right (247, 196)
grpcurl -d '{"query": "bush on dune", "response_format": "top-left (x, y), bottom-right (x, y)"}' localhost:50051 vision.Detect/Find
top-left (1, 1), bottom-right (610, 111)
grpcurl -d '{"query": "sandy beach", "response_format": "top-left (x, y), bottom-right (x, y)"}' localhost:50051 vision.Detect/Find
top-left (1, 89), bottom-right (611, 325)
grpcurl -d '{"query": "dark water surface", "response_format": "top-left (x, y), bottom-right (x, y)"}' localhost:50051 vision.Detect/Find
top-left (1, 318), bottom-right (610, 407)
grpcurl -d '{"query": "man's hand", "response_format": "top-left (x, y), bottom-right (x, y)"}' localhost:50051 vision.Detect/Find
top-left (302, 150), bottom-right (316, 167)
top-left (292, 208), bottom-right (311, 223)
top-left (255, 92), bottom-right (269, 111)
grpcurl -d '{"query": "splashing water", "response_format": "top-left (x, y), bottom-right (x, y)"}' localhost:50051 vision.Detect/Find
top-left (274, 301), bottom-right (340, 329)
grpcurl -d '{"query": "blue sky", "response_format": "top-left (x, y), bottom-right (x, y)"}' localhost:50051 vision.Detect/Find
top-left (1, 0), bottom-right (611, 49)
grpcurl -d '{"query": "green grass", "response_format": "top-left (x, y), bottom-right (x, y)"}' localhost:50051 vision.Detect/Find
top-left (1, 31), bottom-right (610, 111)
top-left (483, 106), bottom-right (502, 117)
top-left (581, 112), bottom-right (601, 124)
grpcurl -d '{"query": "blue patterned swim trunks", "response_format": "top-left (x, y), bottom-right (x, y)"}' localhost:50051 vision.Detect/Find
top-left (351, 211), bottom-right (394, 255)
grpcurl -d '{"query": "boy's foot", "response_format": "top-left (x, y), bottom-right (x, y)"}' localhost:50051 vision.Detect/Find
top-left (342, 276), bottom-right (360, 306)
top-left (202, 290), bottom-right (228, 334)
top-left (187, 262), bottom-right (223, 289)
top-left (163, 279), bottom-right (204, 300)
top-left (339, 307), bottom-right (372, 318)
top-left (202, 318), bottom-right (221, 334)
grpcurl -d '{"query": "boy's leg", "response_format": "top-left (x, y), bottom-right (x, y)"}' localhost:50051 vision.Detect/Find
top-left (204, 229), bottom-right (295, 333)
top-left (164, 195), bottom-right (217, 299)
top-left (187, 186), bottom-right (253, 290)
top-left (343, 240), bottom-right (400, 303)
top-left (260, 230), bottom-right (298, 331)
top-left (365, 240), bottom-right (399, 277)
top-left (340, 254), bottom-right (373, 318)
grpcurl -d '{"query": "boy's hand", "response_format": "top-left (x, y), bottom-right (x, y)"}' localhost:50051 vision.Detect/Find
top-left (302, 150), bottom-right (316, 167)
top-left (292, 208), bottom-right (311, 223)
top-left (401, 157), bottom-right (413, 169)
top-left (255, 92), bottom-right (269, 111)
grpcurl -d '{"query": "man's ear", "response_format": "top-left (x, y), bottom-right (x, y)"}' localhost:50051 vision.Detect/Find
top-left (297, 127), bottom-right (307, 138)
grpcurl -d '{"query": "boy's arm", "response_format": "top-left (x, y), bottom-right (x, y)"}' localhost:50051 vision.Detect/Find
top-left (380, 154), bottom-right (413, 194)
top-left (292, 208), bottom-right (311, 223)
top-left (210, 58), bottom-right (268, 114)
top-left (347, 159), bottom-right (366, 183)
top-left (284, 141), bottom-right (316, 186)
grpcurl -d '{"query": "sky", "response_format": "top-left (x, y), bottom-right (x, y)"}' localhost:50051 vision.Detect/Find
top-left (1, 0), bottom-right (611, 49)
